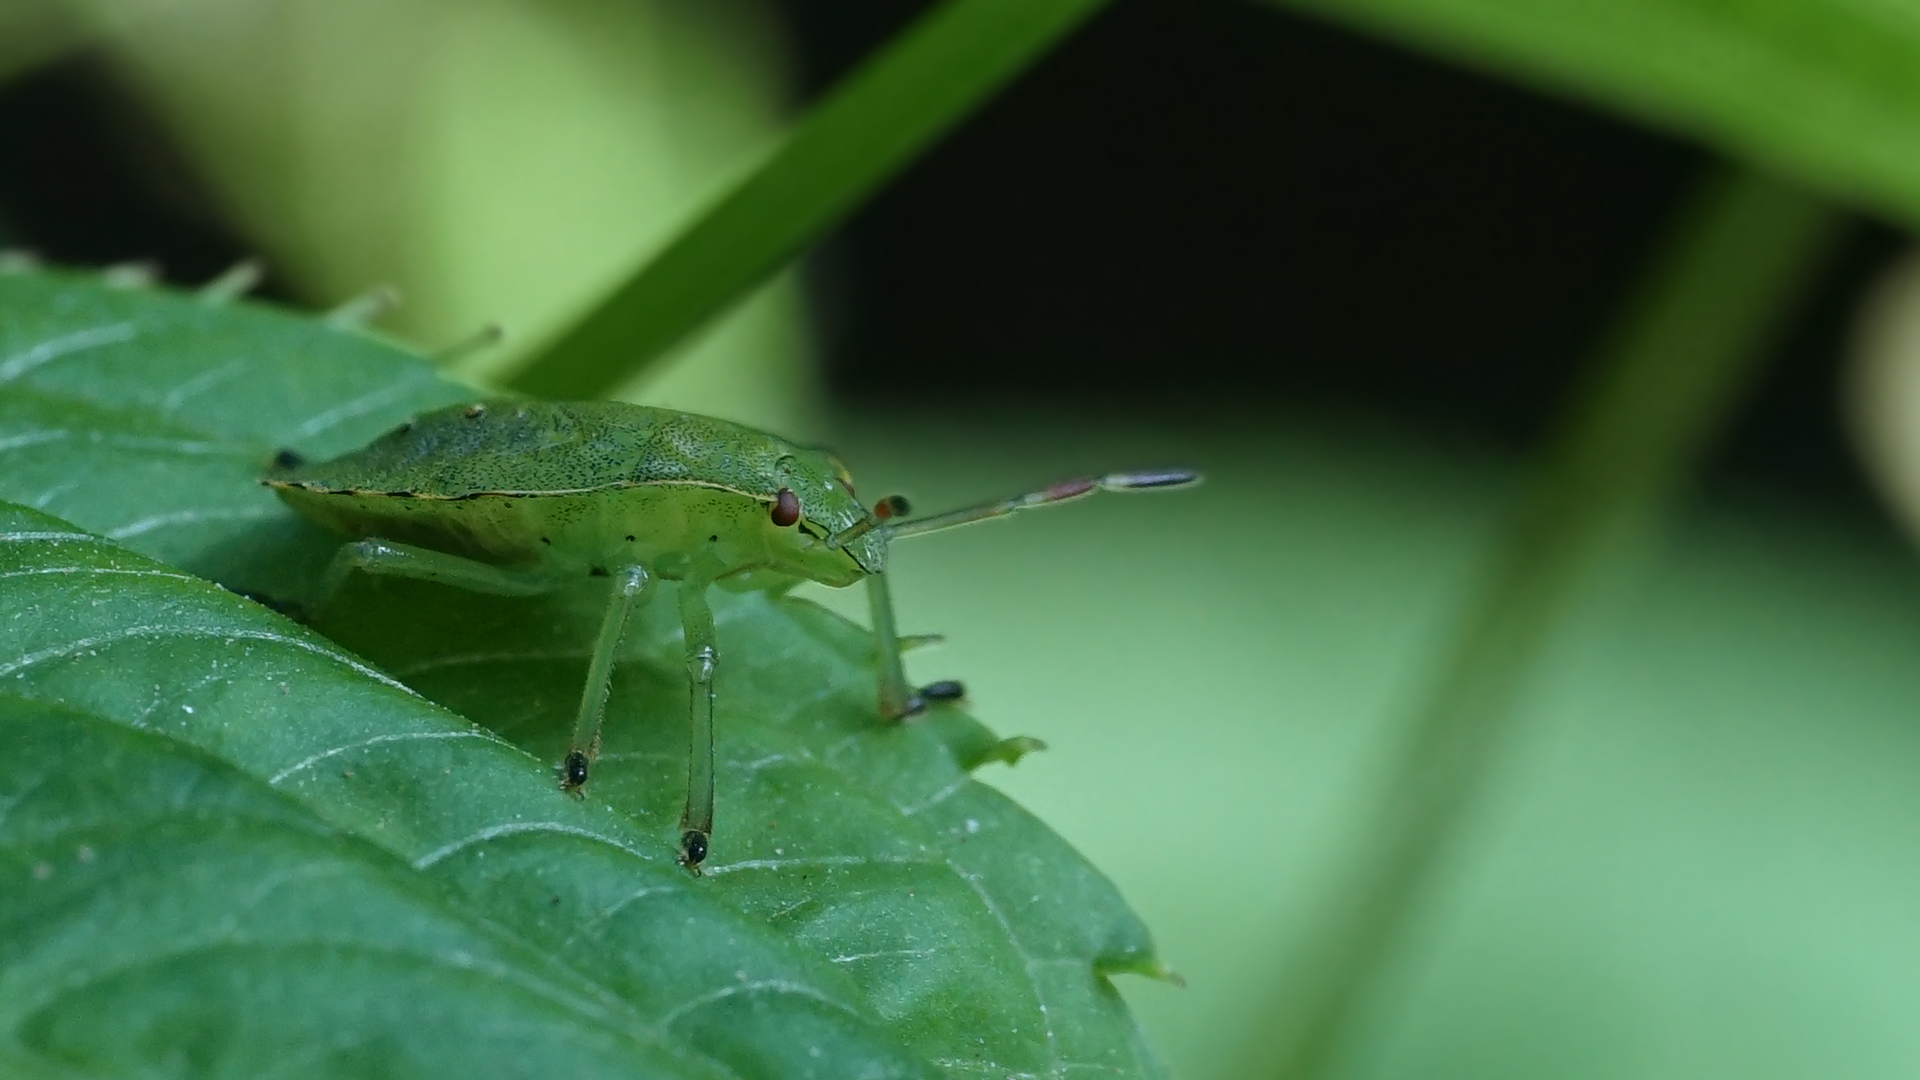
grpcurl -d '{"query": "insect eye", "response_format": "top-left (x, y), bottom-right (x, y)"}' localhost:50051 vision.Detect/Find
top-left (770, 487), bottom-right (801, 527)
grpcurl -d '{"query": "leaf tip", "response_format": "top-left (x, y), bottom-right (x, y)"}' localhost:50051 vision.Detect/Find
top-left (1096, 953), bottom-right (1185, 987)
top-left (965, 734), bottom-right (1047, 770)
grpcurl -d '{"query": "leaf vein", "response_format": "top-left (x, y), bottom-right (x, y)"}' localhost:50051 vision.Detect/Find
top-left (0, 322), bottom-right (138, 382)
top-left (411, 821), bottom-right (657, 870)
top-left (293, 379), bottom-right (433, 439)
top-left (0, 625), bottom-right (417, 696)
top-left (0, 566), bottom-right (197, 583)
top-left (655, 978), bottom-right (856, 1030)
top-left (0, 429), bottom-right (67, 453)
top-left (106, 505), bottom-right (281, 540)
top-left (949, 860), bottom-right (1061, 1072)
top-left (699, 854), bottom-right (935, 876)
top-left (0, 530), bottom-right (96, 544)
top-left (268, 729), bottom-right (515, 785)
top-left (827, 948), bottom-right (935, 965)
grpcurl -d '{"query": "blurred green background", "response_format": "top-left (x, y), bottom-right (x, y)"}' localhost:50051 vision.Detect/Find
top-left (7, 0), bottom-right (1920, 1077)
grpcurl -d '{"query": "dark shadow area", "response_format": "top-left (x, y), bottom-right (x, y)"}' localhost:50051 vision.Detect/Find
top-left (779, 0), bottom-right (1901, 517)
top-left (787, 0), bottom-right (1702, 442)
top-left (0, 56), bottom-right (262, 291)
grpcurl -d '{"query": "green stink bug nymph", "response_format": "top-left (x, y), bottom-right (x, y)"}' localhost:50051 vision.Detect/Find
top-left (265, 401), bottom-right (1196, 870)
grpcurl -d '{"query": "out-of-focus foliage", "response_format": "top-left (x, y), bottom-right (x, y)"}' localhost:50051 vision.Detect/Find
top-left (0, 0), bottom-right (85, 80)
top-left (1245, 169), bottom-right (1840, 1080)
top-left (15, 0), bottom-right (814, 433)
top-left (1848, 256), bottom-right (1920, 547)
top-left (509, 0), bottom-right (1108, 400)
top-left (1271, 0), bottom-right (1920, 230)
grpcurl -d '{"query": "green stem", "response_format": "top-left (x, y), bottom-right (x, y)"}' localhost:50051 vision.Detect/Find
top-left (1267, 166), bottom-right (1842, 1080)
top-left (508, 0), bottom-right (1110, 400)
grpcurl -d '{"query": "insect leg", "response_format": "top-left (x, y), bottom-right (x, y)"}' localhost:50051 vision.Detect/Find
top-left (865, 569), bottom-right (922, 720)
top-left (562, 564), bottom-right (650, 794)
top-left (314, 538), bottom-right (561, 615)
top-left (677, 578), bottom-right (719, 872)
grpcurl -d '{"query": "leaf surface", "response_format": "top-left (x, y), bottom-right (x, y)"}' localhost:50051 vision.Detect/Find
top-left (0, 270), bottom-right (1167, 1079)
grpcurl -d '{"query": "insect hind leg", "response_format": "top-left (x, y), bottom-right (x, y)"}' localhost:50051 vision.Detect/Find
top-left (676, 577), bottom-right (719, 873)
top-left (563, 564), bottom-right (650, 798)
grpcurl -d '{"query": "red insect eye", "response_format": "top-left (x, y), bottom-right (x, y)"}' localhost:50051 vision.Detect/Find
top-left (771, 487), bottom-right (800, 527)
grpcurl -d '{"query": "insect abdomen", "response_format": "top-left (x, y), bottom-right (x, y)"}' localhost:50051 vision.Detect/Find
top-left (273, 487), bottom-right (554, 566)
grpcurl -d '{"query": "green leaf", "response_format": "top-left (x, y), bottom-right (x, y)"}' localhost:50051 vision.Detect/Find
top-left (1268, 0), bottom-right (1920, 226)
top-left (507, 0), bottom-right (1109, 400)
top-left (0, 269), bottom-right (1169, 1078)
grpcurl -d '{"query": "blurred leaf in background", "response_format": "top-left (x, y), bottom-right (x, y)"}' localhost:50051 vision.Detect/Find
top-left (1269, 0), bottom-right (1920, 233)
top-left (13, 0), bottom-right (815, 433)
top-left (0, 0), bottom-right (88, 82)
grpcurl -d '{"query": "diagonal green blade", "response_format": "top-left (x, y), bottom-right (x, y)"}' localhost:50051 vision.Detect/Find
top-left (506, 0), bottom-right (1109, 401)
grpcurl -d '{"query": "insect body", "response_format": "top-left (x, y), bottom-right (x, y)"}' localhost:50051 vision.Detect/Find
top-left (266, 401), bottom-right (1195, 870)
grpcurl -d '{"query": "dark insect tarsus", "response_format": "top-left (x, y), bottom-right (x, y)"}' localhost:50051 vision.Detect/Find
top-left (679, 830), bottom-right (709, 871)
top-left (919, 680), bottom-right (966, 703)
top-left (561, 750), bottom-right (590, 790)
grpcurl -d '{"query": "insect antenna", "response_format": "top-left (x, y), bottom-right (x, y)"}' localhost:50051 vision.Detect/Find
top-left (826, 494), bottom-right (910, 549)
top-left (882, 469), bottom-right (1199, 541)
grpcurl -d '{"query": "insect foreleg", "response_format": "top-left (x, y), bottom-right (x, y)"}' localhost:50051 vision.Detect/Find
top-left (677, 577), bottom-right (719, 872)
top-left (865, 569), bottom-right (923, 720)
top-left (562, 564), bottom-right (650, 794)
top-left (314, 538), bottom-right (563, 616)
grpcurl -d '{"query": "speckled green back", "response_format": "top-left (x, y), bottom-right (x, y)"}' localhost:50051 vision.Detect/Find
top-left (270, 401), bottom-right (883, 571)
top-left (280, 402), bottom-right (797, 494)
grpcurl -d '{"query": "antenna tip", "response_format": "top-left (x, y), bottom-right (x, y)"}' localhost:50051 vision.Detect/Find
top-left (1100, 469), bottom-right (1201, 491)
